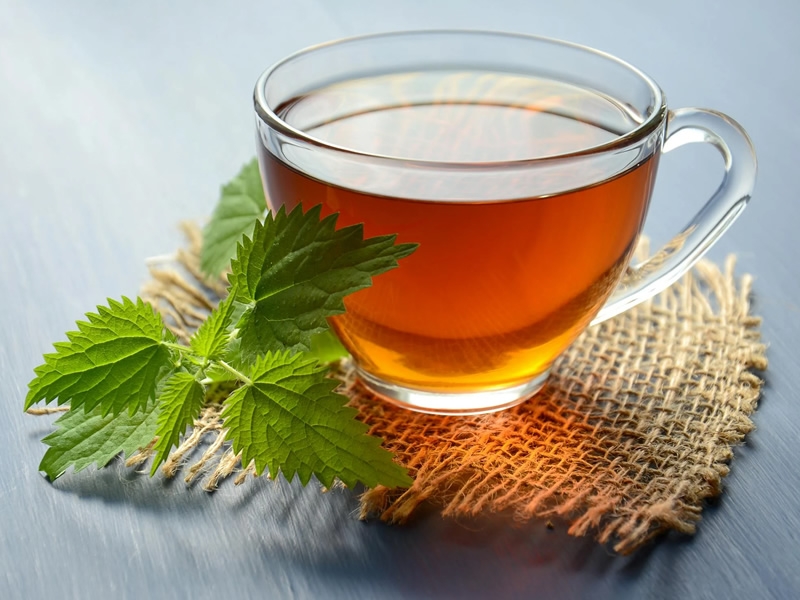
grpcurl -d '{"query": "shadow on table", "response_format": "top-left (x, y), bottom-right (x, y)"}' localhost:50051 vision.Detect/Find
top-left (271, 503), bottom-right (694, 599)
top-left (46, 451), bottom-right (701, 599)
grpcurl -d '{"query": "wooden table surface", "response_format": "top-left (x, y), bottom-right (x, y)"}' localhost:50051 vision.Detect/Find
top-left (2, 1), bottom-right (799, 598)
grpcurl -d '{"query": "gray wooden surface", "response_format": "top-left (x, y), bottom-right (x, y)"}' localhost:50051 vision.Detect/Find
top-left (2, 1), bottom-right (798, 598)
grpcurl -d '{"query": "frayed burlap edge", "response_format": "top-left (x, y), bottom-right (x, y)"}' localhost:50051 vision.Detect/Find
top-left (350, 255), bottom-right (766, 553)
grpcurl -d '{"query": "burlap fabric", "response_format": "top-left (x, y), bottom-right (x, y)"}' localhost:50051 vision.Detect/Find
top-left (136, 224), bottom-right (766, 554)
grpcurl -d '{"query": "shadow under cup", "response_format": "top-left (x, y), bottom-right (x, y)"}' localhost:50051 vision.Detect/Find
top-left (254, 31), bottom-right (754, 415)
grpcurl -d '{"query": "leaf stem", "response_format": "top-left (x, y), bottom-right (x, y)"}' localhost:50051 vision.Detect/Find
top-left (217, 360), bottom-right (252, 386)
top-left (163, 341), bottom-right (192, 354)
top-left (163, 340), bottom-right (210, 372)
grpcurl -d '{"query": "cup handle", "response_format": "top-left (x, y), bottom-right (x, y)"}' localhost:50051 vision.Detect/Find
top-left (592, 108), bottom-right (757, 325)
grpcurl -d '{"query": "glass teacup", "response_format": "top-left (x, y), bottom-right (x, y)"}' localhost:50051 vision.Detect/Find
top-left (253, 31), bottom-right (756, 414)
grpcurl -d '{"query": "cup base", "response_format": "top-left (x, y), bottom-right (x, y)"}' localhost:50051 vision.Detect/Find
top-left (354, 367), bottom-right (551, 415)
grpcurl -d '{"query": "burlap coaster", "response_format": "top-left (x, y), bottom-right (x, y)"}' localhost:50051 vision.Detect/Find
top-left (137, 224), bottom-right (766, 554)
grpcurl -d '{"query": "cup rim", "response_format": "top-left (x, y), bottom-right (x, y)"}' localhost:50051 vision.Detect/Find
top-left (253, 30), bottom-right (667, 168)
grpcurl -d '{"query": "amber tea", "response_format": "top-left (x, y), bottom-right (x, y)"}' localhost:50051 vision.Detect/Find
top-left (254, 32), bottom-right (755, 414)
top-left (258, 71), bottom-right (658, 393)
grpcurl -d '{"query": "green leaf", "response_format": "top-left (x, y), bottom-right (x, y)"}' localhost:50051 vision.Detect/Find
top-left (203, 362), bottom-right (239, 383)
top-left (221, 351), bottom-right (411, 489)
top-left (150, 372), bottom-right (206, 475)
top-left (39, 403), bottom-right (159, 480)
top-left (200, 159), bottom-right (266, 277)
top-left (25, 297), bottom-right (176, 416)
top-left (306, 330), bottom-right (349, 365)
top-left (230, 204), bottom-right (417, 361)
top-left (190, 293), bottom-right (236, 362)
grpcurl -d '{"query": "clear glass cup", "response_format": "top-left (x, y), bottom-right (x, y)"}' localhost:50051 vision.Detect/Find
top-left (253, 31), bottom-right (756, 415)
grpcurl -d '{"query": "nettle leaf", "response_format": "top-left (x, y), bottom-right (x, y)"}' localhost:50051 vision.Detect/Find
top-left (25, 297), bottom-right (176, 416)
top-left (200, 159), bottom-right (266, 277)
top-left (230, 204), bottom-right (417, 361)
top-left (150, 372), bottom-right (206, 474)
top-left (203, 363), bottom-right (238, 383)
top-left (189, 292), bottom-right (236, 362)
top-left (221, 351), bottom-right (411, 489)
top-left (306, 330), bottom-right (349, 365)
top-left (39, 402), bottom-right (159, 480)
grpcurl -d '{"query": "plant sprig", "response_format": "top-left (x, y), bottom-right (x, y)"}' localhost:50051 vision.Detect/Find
top-left (25, 161), bottom-right (416, 489)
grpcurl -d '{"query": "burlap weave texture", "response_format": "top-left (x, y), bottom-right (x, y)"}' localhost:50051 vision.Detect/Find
top-left (140, 225), bottom-right (766, 554)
